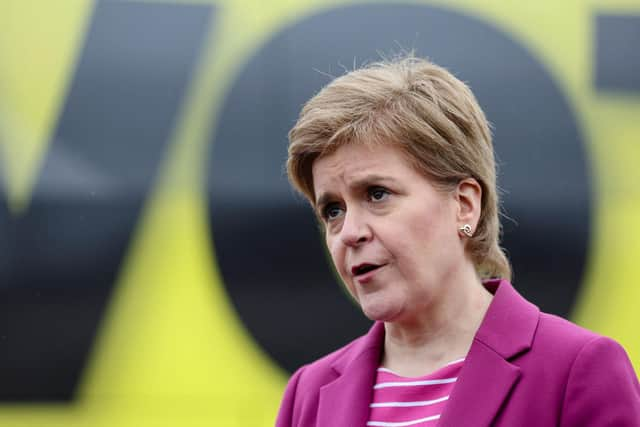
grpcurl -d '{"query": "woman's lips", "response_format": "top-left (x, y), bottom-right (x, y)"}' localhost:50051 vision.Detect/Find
top-left (352, 263), bottom-right (387, 284)
top-left (352, 263), bottom-right (378, 276)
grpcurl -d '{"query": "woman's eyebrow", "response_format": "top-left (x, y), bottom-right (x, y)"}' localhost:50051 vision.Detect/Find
top-left (315, 175), bottom-right (397, 206)
top-left (350, 174), bottom-right (397, 188)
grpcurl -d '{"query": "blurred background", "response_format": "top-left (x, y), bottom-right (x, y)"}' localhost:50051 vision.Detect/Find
top-left (0, 0), bottom-right (638, 425)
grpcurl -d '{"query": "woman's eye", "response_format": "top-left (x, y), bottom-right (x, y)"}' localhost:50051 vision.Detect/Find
top-left (323, 203), bottom-right (343, 221)
top-left (368, 187), bottom-right (390, 202)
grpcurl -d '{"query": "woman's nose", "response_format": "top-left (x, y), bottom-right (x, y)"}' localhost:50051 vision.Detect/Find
top-left (339, 209), bottom-right (371, 247)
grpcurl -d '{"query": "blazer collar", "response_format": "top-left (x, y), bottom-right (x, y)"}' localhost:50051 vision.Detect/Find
top-left (438, 279), bottom-right (540, 427)
top-left (474, 279), bottom-right (540, 358)
top-left (317, 321), bottom-right (384, 427)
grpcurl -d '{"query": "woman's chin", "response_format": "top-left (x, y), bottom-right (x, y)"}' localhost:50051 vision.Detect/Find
top-left (360, 300), bottom-right (403, 323)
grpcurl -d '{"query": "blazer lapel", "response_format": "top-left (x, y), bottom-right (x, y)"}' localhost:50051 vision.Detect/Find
top-left (437, 341), bottom-right (521, 427)
top-left (317, 322), bottom-right (384, 427)
top-left (439, 279), bottom-right (539, 427)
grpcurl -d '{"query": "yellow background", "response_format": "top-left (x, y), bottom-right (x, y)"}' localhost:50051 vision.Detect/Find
top-left (0, 0), bottom-right (639, 425)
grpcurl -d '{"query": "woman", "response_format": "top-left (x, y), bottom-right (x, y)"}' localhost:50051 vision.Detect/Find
top-left (276, 56), bottom-right (640, 426)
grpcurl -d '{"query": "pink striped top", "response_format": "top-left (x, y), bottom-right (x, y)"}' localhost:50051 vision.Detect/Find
top-left (367, 358), bottom-right (465, 426)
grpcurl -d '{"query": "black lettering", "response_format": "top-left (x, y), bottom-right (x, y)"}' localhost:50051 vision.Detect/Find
top-left (0, 1), bottom-right (214, 401)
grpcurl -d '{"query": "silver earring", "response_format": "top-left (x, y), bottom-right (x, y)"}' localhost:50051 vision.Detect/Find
top-left (459, 224), bottom-right (473, 237)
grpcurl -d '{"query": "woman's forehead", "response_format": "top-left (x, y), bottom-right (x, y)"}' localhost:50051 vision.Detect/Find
top-left (314, 143), bottom-right (404, 177)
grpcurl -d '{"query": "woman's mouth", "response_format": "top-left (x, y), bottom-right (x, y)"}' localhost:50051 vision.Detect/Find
top-left (351, 263), bottom-right (387, 282)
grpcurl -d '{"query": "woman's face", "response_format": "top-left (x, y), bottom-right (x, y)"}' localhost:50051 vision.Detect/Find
top-left (312, 143), bottom-right (470, 323)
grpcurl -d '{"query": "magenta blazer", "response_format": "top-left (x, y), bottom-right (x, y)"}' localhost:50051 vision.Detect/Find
top-left (276, 279), bottom-right (640, 426)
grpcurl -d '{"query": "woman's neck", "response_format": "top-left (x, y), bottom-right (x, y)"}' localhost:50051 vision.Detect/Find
top-left (381, 271), bottom-right (493, 377)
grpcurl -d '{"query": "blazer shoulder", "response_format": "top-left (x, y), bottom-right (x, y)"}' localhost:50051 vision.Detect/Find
top-left (534, 313), bottom-right (639, 395)
top-left (559, 334), bottom-right (640, 425)
top-left (535, 312), bottom-right (602, 352)
top-left (509, 311), bottom-right (640, 425)
top-left (520, 312), bottom-right (612, 378)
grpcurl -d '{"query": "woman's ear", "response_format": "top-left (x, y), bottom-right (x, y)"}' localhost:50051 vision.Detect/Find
top-left (455, 178), bottom-right (482, 231)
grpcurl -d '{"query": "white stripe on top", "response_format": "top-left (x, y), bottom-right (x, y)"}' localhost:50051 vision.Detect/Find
top-left (377, 358), bottom-right (465, 376)
top-left (373, 378), bottom-right (457, 389)
top-left (370, 396), bottom-right (449, 408)
top-left (367, 414), bottom-right (440, 426)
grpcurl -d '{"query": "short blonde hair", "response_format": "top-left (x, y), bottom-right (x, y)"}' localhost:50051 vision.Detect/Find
top-left (287, 56), bottom-right (511, 280)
